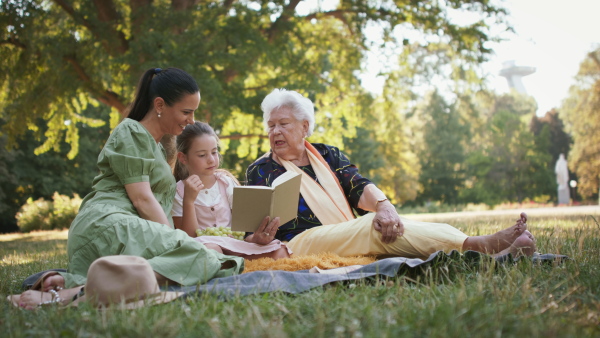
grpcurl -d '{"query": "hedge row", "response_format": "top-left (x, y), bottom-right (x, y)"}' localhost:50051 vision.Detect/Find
top-left (16, 193), bottom-right (82, 232)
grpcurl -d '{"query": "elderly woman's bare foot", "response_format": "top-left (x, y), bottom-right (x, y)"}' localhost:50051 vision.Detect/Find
top-left (463, 212), bottom-right (528, 254)
top-left (42, 275), bottom-right (65, 292)
top-left (487, 212), bottom-right (528, 252)
top-left (493, 230), bottom-right (537, 258)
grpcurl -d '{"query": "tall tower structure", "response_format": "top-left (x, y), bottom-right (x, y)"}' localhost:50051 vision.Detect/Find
top-left (499, 60), bottom-right (536, 94)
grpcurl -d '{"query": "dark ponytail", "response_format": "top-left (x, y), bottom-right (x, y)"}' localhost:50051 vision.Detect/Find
top-left (127, 67), bottom-right (199, 121)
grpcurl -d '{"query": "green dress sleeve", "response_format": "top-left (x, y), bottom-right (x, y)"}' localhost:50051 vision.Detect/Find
top-left (105, 121), bottom-right (158, 185)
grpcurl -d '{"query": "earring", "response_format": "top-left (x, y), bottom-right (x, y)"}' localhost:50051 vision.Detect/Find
top-left (157, 111), bottom-right (162, 118)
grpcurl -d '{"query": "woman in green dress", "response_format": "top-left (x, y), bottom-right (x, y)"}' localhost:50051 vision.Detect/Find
top-left (11, 68), bottom-right (248, 309)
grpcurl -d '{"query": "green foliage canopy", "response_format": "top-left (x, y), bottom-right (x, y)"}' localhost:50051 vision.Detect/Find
top-left (0, 108), bottom-right (111, 233)
top-left (1, 0), bottom-right (508, 156)
top-left (412, 90), bottom-right (469, 204)
top-left (530, 109), bottom-right (571, 166)
top-left (460, 91), bottom-right (555, 205)
top-left (0, 0), bottom-right (524, 227)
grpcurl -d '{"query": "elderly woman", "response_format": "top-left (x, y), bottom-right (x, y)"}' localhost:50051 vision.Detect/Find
top-left (244, 89), bottom-right (536, 259)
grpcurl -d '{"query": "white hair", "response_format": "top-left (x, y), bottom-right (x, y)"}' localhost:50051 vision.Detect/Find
top-left (261, 88), bottom-right (315, 137)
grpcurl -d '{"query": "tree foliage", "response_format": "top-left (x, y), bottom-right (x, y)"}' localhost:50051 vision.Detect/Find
top-left (360, 89), bottom-right (421, 204)
top-left (0, 107), bottom-right (110, 233)
top-left (530, 109), bottom-right (571, 166)
top-left (1, 0), bottom-right (507, 151)
top-left (460, 91), bottom-right (554, 205)
top-left (560, 47), bottom-right (600, 198)
top-left (412, 90), bottom-right (468, 204)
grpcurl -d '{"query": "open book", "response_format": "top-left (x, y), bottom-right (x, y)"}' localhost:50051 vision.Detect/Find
top-left (231, 171), bottom-right (302, 232)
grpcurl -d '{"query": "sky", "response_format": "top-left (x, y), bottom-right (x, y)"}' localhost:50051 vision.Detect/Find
top-left (483, 0), bottom-right (600, 115)
top-left (298, 0), bottom-right (600, 116)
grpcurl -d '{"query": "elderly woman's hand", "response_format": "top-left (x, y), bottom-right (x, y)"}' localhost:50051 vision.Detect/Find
top-left (372, 201), bottom-right (403, 244)
top-left (245, 216), bottom-right (280, 245)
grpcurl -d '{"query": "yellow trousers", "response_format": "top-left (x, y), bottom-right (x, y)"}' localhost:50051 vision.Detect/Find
top-left (287, 213), bottom-right (468, 259)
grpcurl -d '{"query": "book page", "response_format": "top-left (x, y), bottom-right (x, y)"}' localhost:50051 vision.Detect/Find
top-left (272, 170), bottom-right (298, 188)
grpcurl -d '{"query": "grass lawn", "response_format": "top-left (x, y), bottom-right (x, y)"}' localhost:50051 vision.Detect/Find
top-left (1, 213), bottom-right (599, 337)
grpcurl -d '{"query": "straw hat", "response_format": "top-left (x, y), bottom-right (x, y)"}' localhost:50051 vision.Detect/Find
top-left (72, 255), bottom-right (184, 309)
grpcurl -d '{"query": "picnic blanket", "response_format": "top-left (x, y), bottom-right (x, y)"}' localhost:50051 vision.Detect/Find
top-left (22, 250), bottom-right (568, 299)
top-left (174, 250), bottom-right (568, 298)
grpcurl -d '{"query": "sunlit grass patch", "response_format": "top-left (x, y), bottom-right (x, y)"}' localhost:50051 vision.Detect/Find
top-left (0, 230), bottom-right (69, 297)
top-left (0, 229), bottom-right (68, 242)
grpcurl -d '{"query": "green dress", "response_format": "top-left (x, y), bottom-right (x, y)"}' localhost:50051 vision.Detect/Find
top-left (61, 118), bottom-right (244, 288)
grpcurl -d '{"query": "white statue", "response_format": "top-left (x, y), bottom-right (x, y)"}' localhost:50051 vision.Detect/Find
top-left (555, 153), bottom-right (570, 205)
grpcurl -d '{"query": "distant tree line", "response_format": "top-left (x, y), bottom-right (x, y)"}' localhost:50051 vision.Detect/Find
top-left (405, 90), bottom-right (570, 207)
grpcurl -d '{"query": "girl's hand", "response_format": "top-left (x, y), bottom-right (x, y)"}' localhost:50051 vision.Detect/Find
top-left (183, 175), bottom-right (204, 203)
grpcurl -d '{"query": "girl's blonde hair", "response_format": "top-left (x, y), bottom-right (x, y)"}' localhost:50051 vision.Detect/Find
top-left (174, 122), bottom-right (239, 184)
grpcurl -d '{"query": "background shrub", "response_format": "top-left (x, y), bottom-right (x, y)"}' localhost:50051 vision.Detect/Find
top-left (16, 193), bottom-right (81, 232)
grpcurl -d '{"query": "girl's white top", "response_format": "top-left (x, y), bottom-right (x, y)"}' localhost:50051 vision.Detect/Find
top-left (171, 175), bottom-right (235, 217)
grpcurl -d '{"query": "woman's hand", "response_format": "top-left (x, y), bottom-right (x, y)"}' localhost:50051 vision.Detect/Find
top-left (372, 201), bottom-right (403, 244)
top-left (183, 175), bottom-right (204, 203)
top-left (245, 216), bottom-right (280, 245)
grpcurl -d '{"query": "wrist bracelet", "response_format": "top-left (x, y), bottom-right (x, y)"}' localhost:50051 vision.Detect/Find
top-left (376, 198), bottom-right (388, 207)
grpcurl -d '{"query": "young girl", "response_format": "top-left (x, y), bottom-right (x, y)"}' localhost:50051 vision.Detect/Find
top-left (172, 122), bottom-right (291, 260)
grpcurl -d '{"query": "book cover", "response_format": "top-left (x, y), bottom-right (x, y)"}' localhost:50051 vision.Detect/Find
top-left (231, 171), bottom-right (302, 232)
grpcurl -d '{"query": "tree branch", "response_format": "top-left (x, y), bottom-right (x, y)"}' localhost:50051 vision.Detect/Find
top-left (303, 9), bottom-right (353, 30)
top-left (63, 55), bottom-right (127, 113)
top-left (304, 9), bottom-right (348, 21)
top-left (302, 8), bottom-right (400, 34)
top-left (51, 0), bottom-right (128, 55)
top-left (221, 1), bottom-right (302, 85)
top-left (208, 65), bottom-right (239, 84)
top-left (171, 0), bottom-right (200, 11)
top-left (130, 0), bottom-right (154, 13)
top-left (0, 38), bottom-right (26, 49)
top-left (52, 0), bottom-right (95, 32)
top-left (267, 0), bottom-right (302, 42)
top-left (219, 134), bottom-right (267, 140)
top-left (223, 0), bottom-right (235, 9)
top-left (130, 0), bottom-right (153, 64)
top-left (169, 0), bottom-right (201, 35)
top-left (93, 0), bottom-right (120, 22)
top-left (194, 0), bottom-right (240, 84)
top-left (91, 0), bottom-right (129, 53)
